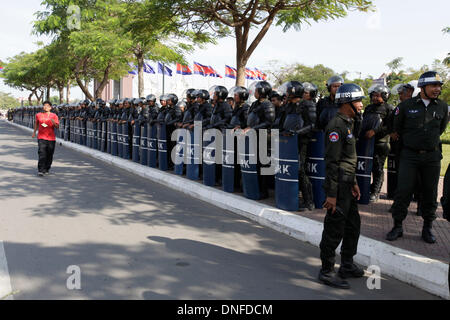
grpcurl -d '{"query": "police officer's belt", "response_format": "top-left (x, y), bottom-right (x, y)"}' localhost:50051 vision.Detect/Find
top-left (405, 146), bottom-right (439, 154)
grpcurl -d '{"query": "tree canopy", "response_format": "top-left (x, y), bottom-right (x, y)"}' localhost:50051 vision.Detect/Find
top-left (164, 0), bottom-right (374, 85)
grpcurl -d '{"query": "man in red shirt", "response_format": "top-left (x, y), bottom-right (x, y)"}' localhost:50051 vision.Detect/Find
top-left (32, 101), bottom-right (59, 176)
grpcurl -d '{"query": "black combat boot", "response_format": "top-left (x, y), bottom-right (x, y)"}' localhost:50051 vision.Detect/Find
top-left (338, 259), bottom-right (365, 279)
top-left (318, 268), bottom-right (350, 289)
top-left (421, 221), bottom-right (436, 244)
top-left (299, 183), bottom-right (314, 211)
top-left (386, 220), bottom-right (403, 241)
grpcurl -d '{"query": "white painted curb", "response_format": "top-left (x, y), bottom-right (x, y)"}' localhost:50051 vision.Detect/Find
top-left (0, 241), bottom-right (13, 300)
top-left (5, 120), bottom-right (449, 299)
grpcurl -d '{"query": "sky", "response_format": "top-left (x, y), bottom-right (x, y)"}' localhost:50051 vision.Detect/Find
top-left (0, 0), bottom-right (449, 100)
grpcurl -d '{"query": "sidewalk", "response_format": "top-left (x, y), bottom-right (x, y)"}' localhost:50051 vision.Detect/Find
top-left (5, 120), bottom-right (449, 299)
top-left (262, 176), bottom-right (449, 264)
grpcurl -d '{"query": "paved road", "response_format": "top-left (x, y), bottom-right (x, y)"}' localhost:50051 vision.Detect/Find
top-left (0, 121), bottom-right (439, 299)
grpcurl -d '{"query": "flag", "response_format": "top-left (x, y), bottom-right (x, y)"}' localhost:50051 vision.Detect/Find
top-left (207, 66), bottom-right (222, 78)
top-left (194, 62), bottom-right (207, 76)
top-left (158, 62), bottom-right (172, 76)
top-left (128, 63), bottom-right (137, 75)
top-left (176, 63), bottom-right (192, 75)
top-left (144, 63), bottom-right (155, 74)
top-left (225, 65), bottom-right (237, 79)
top-left (254, 68), bottom-right (267, 80)
top-left (245, 68), bottom-right (257, 80)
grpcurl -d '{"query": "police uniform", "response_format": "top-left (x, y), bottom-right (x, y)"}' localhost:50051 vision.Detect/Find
top-left (318, 83), bottom-right (365, 289)
top-left (247, 81), bottom-right (276, 199)
top-left (320, 113), bottom-right (360, 269)
top-left (317, 96), bottom-right (339, 130)
top-left (388, 88), bottom-right (448, 242)
top-left (363, 100), bottom-right (394, 200)
top-left (442, 164), bottom-right (450, 222)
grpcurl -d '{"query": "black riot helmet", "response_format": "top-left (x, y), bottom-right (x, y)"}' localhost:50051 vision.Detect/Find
top-left (302, 82), bottom-right (318, 99)
top-left (194, 89), bottom-right (210, 101)
top-left (269, 90), bottom-right (281, 100)
top-left (335, 83), bottom-right (365, 105)
top-left (229, 86), bottom-right (249, 102)
top-left (185, 88), bottom-right (196, 100)
top-left (283, 81), bottom-right (304, 99)
top-left (213, 86), bottom-right (228, 101)
top-left (145, 94), bottom-right (156, 104)
top-left (326, 75), bottom-right (344, 92)
top-left (96, 98), bottom-right (105, 107)
top-left (167, 93), bottom-right (178, 105)
top-left (368, 84), bottom-right (390, 102)
top-left (132, 98), bottom-right (142, 106)
top-left (254, 81), bottom-right (272, 98)
top-left (418, 71), bottom-right (444, 88)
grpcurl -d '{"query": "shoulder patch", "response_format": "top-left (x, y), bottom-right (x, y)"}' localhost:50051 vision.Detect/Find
top-left (329, 131), bottom-right (339, 142)
top-left (394, 107), bottom-right (400, 116)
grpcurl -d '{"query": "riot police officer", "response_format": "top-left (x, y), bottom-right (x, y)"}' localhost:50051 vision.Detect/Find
top-left (227, 86), bottom-right (250, 191)
top-left (319, 83), bottom-right (365, 290)
top-left (243, 81), bottom-right (276, 199)
top-left (208, 86), bottom-right (232, 130)
top-left (363, 84), bottom-right (394, 202)
top-left (180, 89), bottom-right (198, 129)
top-left (228, 86), bottom-right (250, 131)
top-left (188, 90), bottom-right (212, 131)
top-left (279, 81), bottom-right (316, 211)
top-left (317, 75), bottom-right (344, 130)
top-left (387, 71), bottom-right (449, 244)
top-left (145, 94), bottom-right (159, 123)
top-left (270, 90), bottom-right (285, 129)
top-left (387, 83), bottom-right (416, 207)
top-left (298, 82), bottom-right (318, 210)
top-left (152, 95), bottom-right (168, 125)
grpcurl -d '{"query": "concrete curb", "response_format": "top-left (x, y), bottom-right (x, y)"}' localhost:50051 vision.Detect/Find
top-left (5, 120), bottom-right (449, 300)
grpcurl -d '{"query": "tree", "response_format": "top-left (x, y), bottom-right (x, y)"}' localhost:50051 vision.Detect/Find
top-left (44, 40), bottom-right (77, 104)
top-left (1, 51), bottom-right (48, 105)
top-left (442, 27), bottom-right (450, 66)
top-left (0, 92), bottom-right (19, 109)
top-left (34, 0), bottom-right (135, 100)
top-left (124, 1), bottom-right (214, 97)
top-left (386, 57), bottom-right (403, 73)
top-left (265, 61), bottom-right (343, 97)
top-left (168, 0), bottom-right (373, 86)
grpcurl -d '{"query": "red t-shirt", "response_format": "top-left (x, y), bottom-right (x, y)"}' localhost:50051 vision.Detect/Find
top-left (36, 112), bottom-right (59, 141)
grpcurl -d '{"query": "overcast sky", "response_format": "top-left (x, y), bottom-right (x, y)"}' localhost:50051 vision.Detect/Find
top-left (1, 0), bottom-right (449, 99)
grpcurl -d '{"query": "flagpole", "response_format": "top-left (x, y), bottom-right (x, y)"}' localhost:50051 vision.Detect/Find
top-left (162, 63), bottom-right (165, 95)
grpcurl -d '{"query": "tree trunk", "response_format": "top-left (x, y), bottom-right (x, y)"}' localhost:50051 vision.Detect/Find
top-left (94, 63), bottom-right (112, 100)
top-left (66, 79), bottom-right (71, 104)
top-left (75, 57), bottom-right (94, 101)
top-left (135, 45), bottom-right (144, 98)
top-left (28, 92), bottom-right (34, 106)
top-left (35, 90), bottom-right (44, 105)
top-left (46, 85), bottom-right (51, 101)
top-left (235, 24), bottom-right (249, 87)
top-left (58, 82), bottom-right (64, 104)
top-left (234, 11), bottom-right (277, 87)
top-left (75, 75), bottom-right (94, 101)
